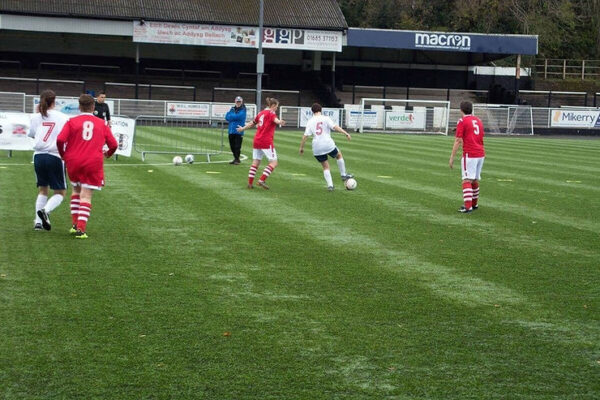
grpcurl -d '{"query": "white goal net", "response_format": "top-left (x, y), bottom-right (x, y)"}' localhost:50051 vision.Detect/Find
top-left (355, 98), bottom-right (451, 135)
top-left (472, 104), bottom-right (534, 135)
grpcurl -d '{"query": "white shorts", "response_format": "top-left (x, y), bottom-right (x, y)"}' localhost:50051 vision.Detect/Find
top-left (253, 147), bottom-right (277, 162)
top-left (461, 155), bottom-right (484, 180)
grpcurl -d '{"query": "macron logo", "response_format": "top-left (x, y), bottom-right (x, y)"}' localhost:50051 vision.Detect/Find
top-left (415, 33), bottom-right (471, 51)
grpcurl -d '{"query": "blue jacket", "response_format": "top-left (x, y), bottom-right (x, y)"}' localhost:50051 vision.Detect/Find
top-left (225, 105), bottom-right (247, 135)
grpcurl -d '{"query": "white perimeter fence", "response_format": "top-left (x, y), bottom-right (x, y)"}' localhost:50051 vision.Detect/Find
top-left (1, 92), bottom-right (599, 134)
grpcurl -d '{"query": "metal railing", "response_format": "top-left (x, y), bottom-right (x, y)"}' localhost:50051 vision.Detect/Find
top-left (344, 85), bottom-right (488, 108)
top-left (0, 77), bottom-right (86, 95)
top-left (144, 68), bottom-right (222, 85)
top-left (104, 82), bottom-right (197, 101)
top-left (38, 62), bottom-right (120, 80)
top-left (518, 90), bottom-right (590, 107)
top-left (236, 72), bottom-right (270, 88)
top-left (212, 87), bottom-right (301, 106)
top-left (0, 60), bottom-right (23, 76)
top-left (535, 58), bottom-right (600, 80)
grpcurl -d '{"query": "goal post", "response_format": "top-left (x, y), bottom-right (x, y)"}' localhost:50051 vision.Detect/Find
top-left (356, 98), bottom-right (451, 135)
top-left (472, 104), bottom-right (534, 135)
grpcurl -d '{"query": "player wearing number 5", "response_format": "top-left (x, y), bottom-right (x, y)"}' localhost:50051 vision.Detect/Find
top-left (56, 94), bottom-right (118, 238)
top-left (29, 90), bottom-right (69, 231)
top-left (299, 103), bottom-right (352, 191)
top-left (449, 101), bottom-right (485, 213)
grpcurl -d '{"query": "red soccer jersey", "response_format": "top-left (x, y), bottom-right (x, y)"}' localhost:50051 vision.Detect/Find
top-left (57, 113), bottom-right (118, 164)
top-left (456, 115), bottom-right (485, 158)
top-left (252, 109), bottom-right (277, 149)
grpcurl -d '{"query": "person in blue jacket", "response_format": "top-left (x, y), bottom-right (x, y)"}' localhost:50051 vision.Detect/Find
top-left (225, 96), bottom-right (247, 164)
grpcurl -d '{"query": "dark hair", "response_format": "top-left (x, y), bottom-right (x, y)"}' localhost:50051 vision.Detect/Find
top-left (460, 101), bottom-right (473, 115)
top-left (97, 91), bottom-right (106, 96)
top-left (39, 90), bottom-right (56, 118)
top-left (265, 97), bottom-right (279, 107)
top-left (311, 103), bottom-right (322, 113)
top-left (79, 94), bottom-right (95, 113)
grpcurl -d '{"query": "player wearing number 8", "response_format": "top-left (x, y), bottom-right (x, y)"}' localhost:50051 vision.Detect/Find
top-left (29, 90), bottom-right (69, 231)
top-left (56, 94), bottom-right (118, 238)
top-left (449, 101), bottom-right (485, 213)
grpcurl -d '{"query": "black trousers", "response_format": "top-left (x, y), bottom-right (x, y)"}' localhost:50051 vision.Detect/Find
top-left (229, 134), bottom-right (243, 160)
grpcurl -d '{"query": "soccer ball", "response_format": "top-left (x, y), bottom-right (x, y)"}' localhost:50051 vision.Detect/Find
top-left (172, 156), bottom-right (183, 166)
top-left (185, 154), bottom-right (194, 164)
top-left (345, 178), bottom-right (357, 190)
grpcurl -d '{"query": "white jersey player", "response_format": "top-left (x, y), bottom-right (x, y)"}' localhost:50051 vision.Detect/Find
top-left (299, 103), bottom-right (353, 191)
top-left (28, 90), bottom-right (69, 231)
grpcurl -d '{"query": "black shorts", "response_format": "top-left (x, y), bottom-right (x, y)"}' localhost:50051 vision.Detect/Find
top-left (34, 153), bottom-right (66, 190)
top-left (314, 148), bottom-right (339, 162)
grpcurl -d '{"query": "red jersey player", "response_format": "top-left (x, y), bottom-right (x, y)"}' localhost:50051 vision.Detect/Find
top-left (449, 101), bottom-right (485, 213)
top-left (236, 97), bottom-right (286, 189)
top-left (56, 94), bottom-right (118, 238)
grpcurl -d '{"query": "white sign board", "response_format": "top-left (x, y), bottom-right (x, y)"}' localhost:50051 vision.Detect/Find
top-left (347, 111), bottom-right (378, 129)
top-left (550, 110), bottom-right (600, 128)
top-left (166, 102), bottom-right (210, 119)
top-left (299, 107), bottom-right (341, 127)
top-left (211, 104), bottom-right (233, 119)
top-left (133, 21), bottom-right (343, 52)
top-left (385, 111), bottom-right (426, 130)
top-left (0, 112), bottom-right (33, 150)
top-left (110, 117), bottom-right (135, 157)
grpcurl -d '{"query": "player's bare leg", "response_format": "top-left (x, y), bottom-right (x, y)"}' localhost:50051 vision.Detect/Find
top-left (248, 159), bottom-right (261, 188)
top-left (258, 160), bottom-right (277, 190)
top-left (321, 160), bottom-right (334, 190)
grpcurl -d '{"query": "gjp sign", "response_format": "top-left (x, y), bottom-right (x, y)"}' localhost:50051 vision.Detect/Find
top-left (550, 110), bottom-right (600, 128)
top-left (415, 33), bottom-right (471, 51)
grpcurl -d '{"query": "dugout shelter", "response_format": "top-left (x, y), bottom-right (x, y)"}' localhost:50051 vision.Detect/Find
top-left (0, 0), bottom-right (538, 107)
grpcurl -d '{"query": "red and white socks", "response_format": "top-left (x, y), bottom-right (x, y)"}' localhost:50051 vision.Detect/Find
top-left (70, 194), bottom-right (80, 225)
top-left (259, 165), bottom-right (274, 183)
top-left (462, 182), bottom-right (473, 210)
top-left (76, 202), bottom-right (92, 233)
top-left (248, 165), bottom-right (258, 186)
top-left (472, 181), bottom-right (480, 208)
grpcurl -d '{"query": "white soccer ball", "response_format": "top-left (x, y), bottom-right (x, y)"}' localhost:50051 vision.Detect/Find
top-left (345, 178), bottom-right (357, 190)
top-left (172, 156), bottom-right (183, 166)
top-left (185, 154), bottom-right (194, 164)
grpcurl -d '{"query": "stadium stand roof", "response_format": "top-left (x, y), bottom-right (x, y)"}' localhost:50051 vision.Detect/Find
top-left (0, 0), bottom-right (347, 30)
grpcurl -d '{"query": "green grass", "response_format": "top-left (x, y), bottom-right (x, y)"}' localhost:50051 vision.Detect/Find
top-left (1, 130), bottom-right (599, 399)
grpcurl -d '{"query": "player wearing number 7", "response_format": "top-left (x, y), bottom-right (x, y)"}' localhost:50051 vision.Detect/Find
top-left (299, 103), bottom-right (352, 191)
top-left (28, 90), bottom-right (69, 231)
top-left (56, 94), bottom-right (118, 238)
top-left (449, 101), bottom-right (485, 213)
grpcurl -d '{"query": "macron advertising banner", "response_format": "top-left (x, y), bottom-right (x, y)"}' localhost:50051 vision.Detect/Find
top-left (550, 110), bottom-right (600, 128)
top-left (133, 21), bottom-right (343, 52)
top-left (0, 112), bottom-right (33, 150)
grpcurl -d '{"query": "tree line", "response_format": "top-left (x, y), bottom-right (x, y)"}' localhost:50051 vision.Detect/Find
top-left (338, 0), bottom-right (600, 59)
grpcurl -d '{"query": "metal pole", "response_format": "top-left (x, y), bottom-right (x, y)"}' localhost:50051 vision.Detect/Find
top-left (514, 54), bottom-right (521, 104)
top-left (135, 44), bottom-right (140, 99)
top-left (256, 0), bottom-right (264, 109)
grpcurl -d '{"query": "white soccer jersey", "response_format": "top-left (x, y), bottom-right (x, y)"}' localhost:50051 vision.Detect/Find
top-left (29, 110), bottom-right (69, 158)
top-left (304, 115), bottom-right (337, 156)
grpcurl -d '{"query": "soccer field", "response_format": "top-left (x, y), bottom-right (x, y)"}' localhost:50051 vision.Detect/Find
top-left (1, 130), bottom-right (599, 399)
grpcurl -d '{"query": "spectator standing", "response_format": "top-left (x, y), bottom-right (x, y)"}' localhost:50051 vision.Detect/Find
top-left (94, 91), bottom-right (111, 126)
top-left (225, 96), bottom-right (247, 164)
top-left (28, 89), bottom-right (69, 231)
top-left (57, 94), bottom-right (118, 238)
top-left (449, 101), bottom-right (486, 213)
